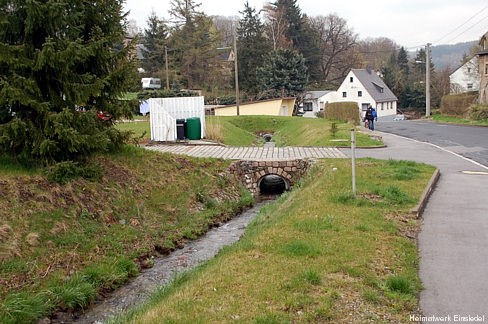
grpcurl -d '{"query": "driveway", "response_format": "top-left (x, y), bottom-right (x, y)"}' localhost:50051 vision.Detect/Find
top-left (344, 131), bottom-right (488, 319)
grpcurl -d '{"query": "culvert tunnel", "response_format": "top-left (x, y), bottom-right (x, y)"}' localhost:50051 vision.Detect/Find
top-left (258, 174), bottom-right (289, 195)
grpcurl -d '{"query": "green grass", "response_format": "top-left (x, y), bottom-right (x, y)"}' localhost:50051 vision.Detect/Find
top-left (0, 145), bottom-right (252, 323)
top-left (210, 115), bottom-right (382, 147)
top-left (115, 115), bottom-right (382, 147)
top-left (431, 114), bottom-right (488, 126)
top-left (115, 158), bottom-right (435, 323)
top-left (115, 119), bottom-right (150, 141)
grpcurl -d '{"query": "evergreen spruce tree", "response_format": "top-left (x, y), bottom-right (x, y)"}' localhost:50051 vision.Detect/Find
top-left (169, 0), bottom-right (221, 89)
top-left (257, 49), bottom-right (308, 98)
top-left (237, 2), bottom-right (271, 96)
top-left (273, 0), bottom-right (321, 84)
top-left (141, 11), bottom-right (168, 75)
top-left (0, 0), bottom-right (135, 165)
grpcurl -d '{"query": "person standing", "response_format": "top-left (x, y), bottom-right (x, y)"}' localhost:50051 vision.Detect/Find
top-left (364, 105), bottom-right (375, 131)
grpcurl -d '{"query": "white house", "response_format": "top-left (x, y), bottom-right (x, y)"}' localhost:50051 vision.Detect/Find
top-left (449, 57), bottom-right (479, 94)
top-left (334, 69), bottom-right (398, 118)
top-left (301, 91), bottom-right (334, 117)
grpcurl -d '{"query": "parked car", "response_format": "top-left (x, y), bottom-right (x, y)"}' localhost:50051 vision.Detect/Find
top-left (393, 114), bottom-right (406, 121)
top-left (141, 77), bottom-right (161, 90)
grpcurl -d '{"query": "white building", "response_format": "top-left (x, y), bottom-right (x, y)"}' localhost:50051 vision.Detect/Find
top-left (335, 69), bottom-right (398, 118)
top-left (304, 69), bottom-right (398, 118)
top-left (449, 57), bottom-right (480, 94)
top-left (301, 91), bottom-right (334, 117)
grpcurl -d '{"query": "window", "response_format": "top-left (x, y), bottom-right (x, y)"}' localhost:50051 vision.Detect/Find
top-left (342, 92), bottom-right (347, 98)
top-left (358, 91), bottom-right (362, 97)
top-left (350, 77), bottom-right (354, 82)
top-left (303, 102), bottom-right (313, 111)
top-left (485, 64), bottom-right (488, 75)
top-left (467, 83), bottom-right (473, 89)
top-left (467, 67), bottom-right (471, 73)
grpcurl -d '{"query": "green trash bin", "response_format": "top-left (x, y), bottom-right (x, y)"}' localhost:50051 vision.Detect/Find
top-left (185, 117), bottom-right (201, 140)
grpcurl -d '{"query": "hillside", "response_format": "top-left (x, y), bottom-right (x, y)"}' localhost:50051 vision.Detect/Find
top-left (412, 40), bottom-right (478, 70)
top-left (0, 146), bottom-right (252, 323)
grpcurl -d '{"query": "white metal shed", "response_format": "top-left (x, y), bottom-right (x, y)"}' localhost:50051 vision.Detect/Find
top-left (149, 97), bottom-right (206, 142)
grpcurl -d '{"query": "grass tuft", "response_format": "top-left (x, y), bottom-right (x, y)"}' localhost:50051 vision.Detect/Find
top-left (281, 240), bottom-right (321, 257)
top-left (385, 275), bottom-right (413, 295)
top-left (300, 269), bottom-right (322, 285)
top-left (51, 275), bottom-right (96, 309)
top-left (0, 292), bottom-right (53, 324)
top-left (374, 185), bottom-right (413, 205)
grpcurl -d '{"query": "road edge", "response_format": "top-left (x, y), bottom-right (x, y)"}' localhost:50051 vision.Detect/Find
top-left (410, 168), bottom-right (440, 218)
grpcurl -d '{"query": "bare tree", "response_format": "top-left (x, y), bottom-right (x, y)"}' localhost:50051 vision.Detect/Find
top-left (310, 14), bottom-right (360, 87)
top-left (433, 66), bottom-right (452, 106)
top-left (212, 15), bottom-right (238, 47)
top-left (358, 37), bottom-right (398, 70)
top-left (263, 3), bottom-right (292, 50)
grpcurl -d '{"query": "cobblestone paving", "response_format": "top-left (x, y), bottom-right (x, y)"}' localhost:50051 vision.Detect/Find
top-left (145, 144), bottom-right (347, 160)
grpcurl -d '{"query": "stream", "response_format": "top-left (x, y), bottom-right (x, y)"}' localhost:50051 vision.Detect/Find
top-left (66, 202), bottom-right (269, 324)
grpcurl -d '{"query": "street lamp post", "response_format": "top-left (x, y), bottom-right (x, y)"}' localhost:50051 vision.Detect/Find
top-left (425, 43), bottom-right (431, 117)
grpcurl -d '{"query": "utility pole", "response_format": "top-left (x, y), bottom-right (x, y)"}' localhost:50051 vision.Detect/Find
top-left (233, 31), bottom-right (240, 116)
top-left (425, 43), bottom-right (431, 117)
top-left (164, 46), bottom-right (169, 90)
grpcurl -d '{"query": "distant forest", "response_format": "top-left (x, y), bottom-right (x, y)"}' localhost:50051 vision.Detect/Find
top-left (417, 40), bottom-right (478, 71)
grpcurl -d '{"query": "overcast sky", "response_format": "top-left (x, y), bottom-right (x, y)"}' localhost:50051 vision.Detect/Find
top-left (124, 0), bottom-right (488, 49)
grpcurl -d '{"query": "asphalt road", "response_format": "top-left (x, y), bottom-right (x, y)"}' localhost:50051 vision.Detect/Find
top-left (376, 118), bottom-right (488, 167)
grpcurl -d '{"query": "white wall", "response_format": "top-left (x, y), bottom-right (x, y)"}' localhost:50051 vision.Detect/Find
top-left (334, 71), bottom-right (397, 118)
top-left (149, 97), bottom-right (206, 141)
top-left (450, 57), bottom-right (480, 93)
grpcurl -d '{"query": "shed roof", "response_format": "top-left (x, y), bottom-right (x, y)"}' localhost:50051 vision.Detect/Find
top-left (304, 91), bottom-right (332, 100)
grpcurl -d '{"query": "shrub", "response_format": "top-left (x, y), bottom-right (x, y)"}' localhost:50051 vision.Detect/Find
top-left (324, 102), bottom-right (360, 125)
top-left (439, 92), bottom-right (478, 117)
top-left (468, 104), bottom-right (488, 121)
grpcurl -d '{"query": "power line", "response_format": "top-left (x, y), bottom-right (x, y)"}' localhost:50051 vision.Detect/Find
top-left (433, 3), bottom-right (488, 45)
top-left (442, 13), bottom-right (488, 45)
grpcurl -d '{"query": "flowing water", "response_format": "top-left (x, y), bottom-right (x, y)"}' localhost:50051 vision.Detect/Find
top-left (66, 202), bottom-right (268, 324)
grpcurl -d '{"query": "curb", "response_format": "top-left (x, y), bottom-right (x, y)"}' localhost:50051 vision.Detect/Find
top-left (410, 168), bottom-right (440, 218)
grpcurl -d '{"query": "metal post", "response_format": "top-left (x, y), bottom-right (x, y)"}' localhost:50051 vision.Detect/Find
top-left (425, 43), bottom-right (431, 117)
top-left (233, 31), bottom-right (240, 116)
top-left (351, 128), bottom-right (356, 195)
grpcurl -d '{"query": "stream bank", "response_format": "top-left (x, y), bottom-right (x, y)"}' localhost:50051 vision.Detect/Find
top-left (58, 202), bottom-right (269, 324)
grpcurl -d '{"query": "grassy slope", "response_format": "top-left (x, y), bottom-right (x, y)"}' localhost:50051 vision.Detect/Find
top-left (211, 116), bottom-right (381, 147)
top-left (431, 114), bottom-right (488, 126)
top-left (0, 147), bottom-right (252, 323)
top-left (117, 116), bottom-right (382, 147)
top-left (120, 159), bottom-right (435, 323)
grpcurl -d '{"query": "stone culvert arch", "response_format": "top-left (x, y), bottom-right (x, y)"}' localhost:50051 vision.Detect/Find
top-left (228, 160), bottom-right (312, 195)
